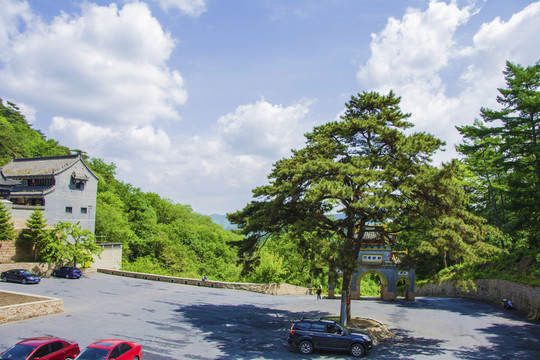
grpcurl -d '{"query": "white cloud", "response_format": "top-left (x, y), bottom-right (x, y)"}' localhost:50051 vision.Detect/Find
top-left (137, 99), bottom-right (313, 213)
top-left (358, 0), bottom-right (473, 89)
top-left (51, 117), bottom-right (114, 146)
top-left (152, 0), bottom-right (207, 17)
top-left (50, 117), bottom-right (172, 163)
top-left (216, 99), bottom-right (312, 157)
top-left (49, 98), bottom-right (313, 214)
top-left (0, 1), bottom-right (186, 127)
top-left (356, 0), bottom-right (540, 162)
top-left (0, 0), bottom-right (33, 50)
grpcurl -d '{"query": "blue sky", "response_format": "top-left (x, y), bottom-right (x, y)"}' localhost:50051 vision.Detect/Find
top-left (1, 0), bottom-right (539, 215)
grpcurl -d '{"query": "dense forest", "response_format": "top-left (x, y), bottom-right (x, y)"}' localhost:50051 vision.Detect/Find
top-left (1, 60), bottom-right (539, 294)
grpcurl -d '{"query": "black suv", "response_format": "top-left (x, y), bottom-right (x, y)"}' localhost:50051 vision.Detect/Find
top-left (288, 318), bottom-right (372, 357)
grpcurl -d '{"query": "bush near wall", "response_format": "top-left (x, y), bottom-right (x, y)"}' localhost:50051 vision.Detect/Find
top-left (416, 279), bottom-right (540, 320)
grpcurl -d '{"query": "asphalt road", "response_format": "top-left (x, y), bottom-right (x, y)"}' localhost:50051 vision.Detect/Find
top-left (1, 273), bottom-right (539, 359)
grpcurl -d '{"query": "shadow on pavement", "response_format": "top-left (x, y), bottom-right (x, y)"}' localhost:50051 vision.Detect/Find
top-left (371, 329), bottom-right (448, 359)
top-left (452, 322), bottom-right (540, 360)
top-left (148, 298), bottom-right (540, 360)
top-left (173, 302), bottom-right (357, 359)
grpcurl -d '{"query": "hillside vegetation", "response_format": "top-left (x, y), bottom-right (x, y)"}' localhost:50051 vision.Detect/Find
top-left (0, 99), bottom-right (327, 286)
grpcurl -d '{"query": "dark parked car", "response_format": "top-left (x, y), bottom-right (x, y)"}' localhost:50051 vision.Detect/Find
top-left (52, 266), bottom-right (82, 279)
top-left (1, 269), bottom-right (40, 284)
top-left (288, 318), bottom-right (372, 357)
top-left (75, 339), bottom-right (142, 360)
top-left (0, 336), bottom-right (80, 360)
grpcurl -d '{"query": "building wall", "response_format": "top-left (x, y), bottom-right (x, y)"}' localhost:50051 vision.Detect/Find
top-left (92, 243), bottom-right (122, 270)
top-left (10, 205), bottom-right (40, 224)
top-left (43, 161), bottom-right (97, 233)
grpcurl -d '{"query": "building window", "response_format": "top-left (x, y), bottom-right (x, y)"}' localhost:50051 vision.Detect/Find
top-left (65, 206), bottom-right (72, 213)
top-left (81, 207), bottom-right (87, 214)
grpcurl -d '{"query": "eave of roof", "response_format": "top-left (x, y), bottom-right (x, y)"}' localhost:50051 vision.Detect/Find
top-left (2, 155), bottom-right (80, 177)
top-left (9, 185), bottom-right (55, 196)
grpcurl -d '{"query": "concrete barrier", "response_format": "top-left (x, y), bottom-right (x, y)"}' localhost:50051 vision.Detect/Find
top-left (97, 268), bottom-right (311, 296)
top-left (0, 290), bottom-right (63, 324)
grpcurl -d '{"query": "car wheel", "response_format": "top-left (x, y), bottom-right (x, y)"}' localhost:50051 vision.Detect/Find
top-left (299, 340), bottom-right (314, 355)
top-left (350, 343), bottom-right (366, 357)
top-left (65, 357), bottom-right (73, 360)
top-left (22, 278), bottom-right (27, 284)
top-left (134, 357), bottom-right (140, 360)
top-left (66, 274), bottom-right (70, 279)
top-left (1, 276), bottom-right (6, 282)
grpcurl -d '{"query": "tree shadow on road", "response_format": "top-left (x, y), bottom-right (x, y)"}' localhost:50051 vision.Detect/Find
top-left (451, 322), bottom-right (540, 360)
top-left (174, 303), bottom-right (332, 359)
top-left (170, 303), bottom-right (450, 360)
top-left (371, 329), bottom-right (448, 359)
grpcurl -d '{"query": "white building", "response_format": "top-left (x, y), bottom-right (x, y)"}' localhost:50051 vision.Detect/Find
top-left (1, 154), bottom-right (98, 233)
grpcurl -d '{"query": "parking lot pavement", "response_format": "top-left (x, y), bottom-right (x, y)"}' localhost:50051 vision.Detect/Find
top-left (1, 273), bottom-right (539, 359)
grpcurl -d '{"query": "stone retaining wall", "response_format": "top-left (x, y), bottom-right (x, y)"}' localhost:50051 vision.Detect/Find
top-left (97, 268), bottom-right (311, 296)
top-left (417, 279), bottom-right (540, 320)
top-left (0, 290), bottom-right (63, 324)
top-left (0, 239), bottom-right (34, 263)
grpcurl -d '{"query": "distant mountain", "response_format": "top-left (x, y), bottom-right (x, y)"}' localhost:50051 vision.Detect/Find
top-left (209, 213), bottom-right (346, 231)
top-left (210, 214), bottom-right (238, 231)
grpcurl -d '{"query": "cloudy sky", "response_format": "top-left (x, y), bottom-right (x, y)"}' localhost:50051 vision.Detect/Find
top-left (1, 0), bottom-right (539, 215)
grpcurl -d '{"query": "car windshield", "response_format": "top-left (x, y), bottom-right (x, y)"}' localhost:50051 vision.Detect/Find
top-left (75, 347), bottom-right (110, 360)
top-left (0, 344), bottom-right (36, 359)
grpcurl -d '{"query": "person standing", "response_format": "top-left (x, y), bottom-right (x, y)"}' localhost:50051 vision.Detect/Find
top-left (316, 286), bottom-right (322, 300)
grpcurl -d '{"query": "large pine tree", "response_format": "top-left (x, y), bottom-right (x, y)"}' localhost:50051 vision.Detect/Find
top-left (229, 91), bottom-right (498, 323)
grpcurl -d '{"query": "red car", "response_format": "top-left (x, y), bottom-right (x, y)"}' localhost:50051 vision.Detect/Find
top-left (74, 340), bottom-right (142, 360)
top-left (0, 337), bottom-right (80, 360)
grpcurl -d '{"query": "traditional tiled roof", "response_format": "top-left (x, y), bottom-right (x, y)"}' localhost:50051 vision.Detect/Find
top-left (0, 170), bottom-right (22, 186)
top-left (2, 154), bottom-right (97, 180)
top-left (72, 171), bottom-right (90, 181)
top-left (2, 154), bottom-right (80, 177)
top-left (360, 226), bottom-right (397, 245)
top-left (8, 185), bottom-right (55, 197)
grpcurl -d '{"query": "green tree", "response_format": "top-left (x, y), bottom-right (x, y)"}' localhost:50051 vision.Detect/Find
top-left (457, 60), bottom-right (540, 248)
top-left (249, 249), bottom-right (286, 284)
top-left (395, 161), bottom-right (500, 277)
top-left (19, 208), bottom-right (57, 261)
top-left (0, 201), bottom-right (15, 241)
top-left (95, 191), bottom-right (135, 244)
top-left (55, 221), bottom-right (102, 267)
top-left (0, 99), bottom-right (70, 165)
top-left (229, 91), bottom-right (497, 324)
